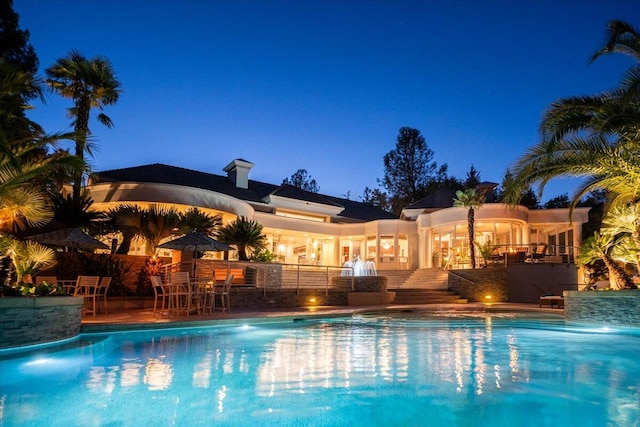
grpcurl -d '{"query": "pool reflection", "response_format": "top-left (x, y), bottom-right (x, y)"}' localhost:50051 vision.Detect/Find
top-left (2, 316), bottom-right (638, 426)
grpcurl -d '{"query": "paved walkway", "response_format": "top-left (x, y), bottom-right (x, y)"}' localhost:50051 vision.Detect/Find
top-left (81, 302), bottom-right (565, 332)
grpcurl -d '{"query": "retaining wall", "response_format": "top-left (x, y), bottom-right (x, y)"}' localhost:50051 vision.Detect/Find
top-left (448, 268), bottom-right (508, 302)
top-left (564, 290), bottom-right (640, 327)
top-left (0, 296), bottom-right (84, 349)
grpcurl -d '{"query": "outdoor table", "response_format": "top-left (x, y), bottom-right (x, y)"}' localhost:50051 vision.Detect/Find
top-left (58, 279), bottom-right (77, 295)
top-left (192, 278), bottom-right (218, 314)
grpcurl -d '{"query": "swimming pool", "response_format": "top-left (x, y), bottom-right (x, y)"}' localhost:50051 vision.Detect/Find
top-left (1, 312), bottom-right (639, 426)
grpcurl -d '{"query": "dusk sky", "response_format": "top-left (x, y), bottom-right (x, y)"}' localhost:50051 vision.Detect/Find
top-left (16, 0), bottom-right (640, 203)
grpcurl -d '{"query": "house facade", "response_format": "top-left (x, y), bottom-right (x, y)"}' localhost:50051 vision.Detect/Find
top-left (87, 159), bottom-right (590, 273)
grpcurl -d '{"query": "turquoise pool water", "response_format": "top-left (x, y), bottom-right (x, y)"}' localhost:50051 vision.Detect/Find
top-left (1, 312), bottom-right (639, 427)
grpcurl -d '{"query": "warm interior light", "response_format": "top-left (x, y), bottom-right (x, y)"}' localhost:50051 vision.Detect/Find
top-left (309, 297), bottom-right (317, 304)
top-left (484, 294), bottom-right (492, 300)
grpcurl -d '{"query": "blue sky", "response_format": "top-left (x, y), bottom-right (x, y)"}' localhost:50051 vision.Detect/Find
top-left (16, 0), bottom-right (640, 203)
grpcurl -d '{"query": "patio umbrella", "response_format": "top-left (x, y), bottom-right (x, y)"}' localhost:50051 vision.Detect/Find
top-left (27, 228), bottom-right (109, 251)
top-left (157, 231), bottom-right (232, 276)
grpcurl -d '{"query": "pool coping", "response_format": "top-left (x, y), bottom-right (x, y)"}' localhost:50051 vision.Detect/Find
top-left (80, 303), bottom-right (565, 333)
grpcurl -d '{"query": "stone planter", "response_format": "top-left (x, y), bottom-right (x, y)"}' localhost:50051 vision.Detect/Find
top-left (330, 276), bottom-right (395, 306)
top-left (564, 289), bottom-right (640, 328)
top-left (0, 296), bottom-right (84, 349)
top-left (331, 276), bottom-right (388, 292)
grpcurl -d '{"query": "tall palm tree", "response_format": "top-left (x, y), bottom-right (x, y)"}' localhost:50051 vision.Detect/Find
top-left (45, 50), bottom-right (121, 201)
top-left (216, 216), bottom-right (267, 261)
top-left (453, 188), bottom-right (485, 269)
top-left (505, 20), bottom-right (640, 211)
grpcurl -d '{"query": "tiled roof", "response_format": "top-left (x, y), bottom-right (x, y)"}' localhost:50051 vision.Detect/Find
top-left (92, 164), bottom-right (398, 221)
top-left (269, 185), bottom-right (345, 208)
top-left (93, 163), bottom-right (268, 202)
top-left (406, 188), bottom-right (457, 210)
top-left (326, 195), bottom-right (398, 221)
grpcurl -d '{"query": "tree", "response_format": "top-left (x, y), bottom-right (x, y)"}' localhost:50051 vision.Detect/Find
top-left (178, 207), bottom-right (221, 235)
top-left (45, 191), bottom-right (105, 232)
top-left (543, 194), bottom-right (570, 209)
top-left (0, 52), bottom-right (83, 235)
top-left (578, 232), bottom-right (634, 289)
top-left (282, 169), bottom-right (319, 193)
top-left (463, 164), bottom-right (481, 189)
top-left (601, 203), bottom-right (640, 270)
top-left (107, 204), bottom-right (143, 254)
top-left (46, 50), bottom-right (121, 201)
top-left (0, 235), bottom-right (56, 284)
top-left (0, 1), bottom-right (37, 74)
top-left (216, 216), bottom-right (267, 261)
top-left (360, 186), bottom-right (391, 211)
top-left (497, 168), bottom-right (539, 209)
top-left (504, 20), bottom-right (640, 213)
top-left (453, 188), bottom-right (485, 269)
top-left (382, 127), bottom-right (448, 214)
top-left (0, 0), bottom-right (39, 140)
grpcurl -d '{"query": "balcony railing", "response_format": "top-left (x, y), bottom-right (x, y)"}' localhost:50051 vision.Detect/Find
top-left (444, 243), bottom-right (578, 270)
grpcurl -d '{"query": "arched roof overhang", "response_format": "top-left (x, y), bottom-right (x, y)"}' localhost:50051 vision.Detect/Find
top-left (87, 182), bottom-right (256, 218)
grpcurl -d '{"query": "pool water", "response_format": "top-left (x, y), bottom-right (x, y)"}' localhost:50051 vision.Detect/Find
top-left (1, 313), bottom-right (639, 427)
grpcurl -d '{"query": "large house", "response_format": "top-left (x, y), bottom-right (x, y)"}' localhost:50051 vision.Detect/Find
top-left (88, 159), bottom-right (590, 273)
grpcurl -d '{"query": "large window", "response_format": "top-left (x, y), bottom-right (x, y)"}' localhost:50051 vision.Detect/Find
top-left (380, 234), bottom-right (394, 263)
top-left (366, 236), bottom-right (377, 261)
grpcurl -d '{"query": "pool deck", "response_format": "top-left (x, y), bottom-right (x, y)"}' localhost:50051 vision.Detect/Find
top-left (81, 303), bottom-right (565, 332)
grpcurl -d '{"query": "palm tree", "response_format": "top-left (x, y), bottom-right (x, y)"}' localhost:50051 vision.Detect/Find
top-left (0, 235), bottom-right (56, 284)
top-left (453, 188), bottom-right (485, 269)
top-left (601, 202), bottom-right (640, 270)
top-left (0, 132), bottom-right (81, 234)
top-left (112, 204), bottom-right (181, 255)
top-left (45, 50), bottom-right (121, 201)
top-left (216, 216), bottom-right (267, 261)
top-left (578, 232), bottom-right (634, 289)
top-left (505, 20), bottom-right (640, 211)
top-left (141, 204), bottom-right (182, 254)
top-left (178, 207), bottom-right (222, 235)
top-left (45, 190), bottom-right (105, 232)
top-left (107, 204), bottom-right (143, 254)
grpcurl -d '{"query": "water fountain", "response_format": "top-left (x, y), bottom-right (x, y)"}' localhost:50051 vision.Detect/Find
top-left (334, 256), bottom-right (392, 305)
top-left (341, 255), bottom-right (377, 277)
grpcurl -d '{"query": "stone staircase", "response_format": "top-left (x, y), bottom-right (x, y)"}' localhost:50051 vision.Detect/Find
top-left (397, 268), bottom-right (449, 289)
top-left (388, 268), bottom-right (467, 305)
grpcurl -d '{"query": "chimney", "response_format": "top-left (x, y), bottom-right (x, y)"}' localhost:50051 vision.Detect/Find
top-left (223, 159), bottom-right (254, 189)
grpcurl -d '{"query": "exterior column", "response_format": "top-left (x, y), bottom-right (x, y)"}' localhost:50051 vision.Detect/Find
top-left (523, 224), bottom-right (531, 245)
top-left (572, 223), bottom-right (582, 249)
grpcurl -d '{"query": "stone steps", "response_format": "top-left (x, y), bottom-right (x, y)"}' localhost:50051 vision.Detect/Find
top-left (397, 268), bottom-right (449, 289)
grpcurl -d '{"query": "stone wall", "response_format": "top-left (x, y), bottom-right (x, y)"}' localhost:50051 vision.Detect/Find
top-left (448, 268), bottom-right (508, 302)
top-left (564, 290), bottom-right (640, 327)
top-left (229, 287), bottom-right (349, 309)
top-left (448, 264), bottom-right (580, 304)
top-left (0, 296), bottom-right (84, 349)
top-left (507, 264), bottom-right (579, 303)
top-left (331, 276), bottom-right (388, 292)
